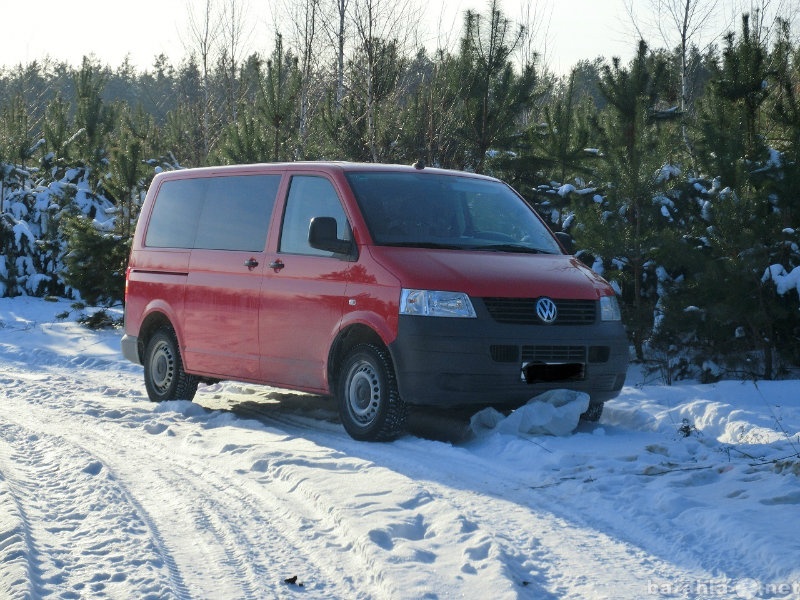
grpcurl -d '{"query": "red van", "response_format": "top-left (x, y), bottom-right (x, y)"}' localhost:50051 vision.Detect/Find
top-left (122, 162), bottom-right (628, 440)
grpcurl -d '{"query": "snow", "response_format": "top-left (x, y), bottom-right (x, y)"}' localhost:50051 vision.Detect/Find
top-left (557, 183), bottom-right (575, 197)
top-left (656, 164), bottom-right (681, 183)
top-left (763, 264), bottom-right (800, 299)
top-left (12, 221), bottom-right (34, 250)
top-left (1, 296), bottom-right (799, 599)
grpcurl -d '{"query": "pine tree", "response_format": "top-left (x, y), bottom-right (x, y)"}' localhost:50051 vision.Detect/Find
top-left (396, 49), bottom-right (467, 169)
top-left (499, 69), bottom-right (598, 230)
top-left (0, 94), bottom-right (38, 171)
top-left (573, 41), bottom-right (682, 360)
top-left (261, 33), bottom-right (302, 161)
top-left (770, 19), bottom-right (800, 230)
top-left (217, 33), bottom-right (301, 164)
top-left (41, 93), bottom-right (72, 173)
top-left (61, 212), bottom-right (128, 306)
top-left (456, 0), bottom-right (538, 173)
top-left (73, 58), bottom-right (116, 176)
top-left (106, 105), bottom-right (156, 238)
top-left (657, 13), bottom-right (799, 379)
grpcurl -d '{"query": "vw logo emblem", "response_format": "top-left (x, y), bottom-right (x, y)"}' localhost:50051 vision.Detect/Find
top-left (536, 297), bottom-right (557, 324)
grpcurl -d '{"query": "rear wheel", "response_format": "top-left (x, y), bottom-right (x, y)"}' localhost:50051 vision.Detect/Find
top-left (337, 343), bottom-right (407, 441)
top-left (143, 327), bottom-right (198, 402)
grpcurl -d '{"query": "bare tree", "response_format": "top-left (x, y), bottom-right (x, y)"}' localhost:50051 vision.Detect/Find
top-left (334, 0), bottom-right (348, 107)
top-left (727, 0), bottom-right (800, 42)
top-left (219, 0), bottom-right (254, 123)
top-left (280, 0), bottom-right (323, 158)
top-left (317, 0), bottom-right (349, 109)
top-left (625, 0), bottom-right (723, 172)
top-left (515, 0), bottom-right (552, 74)
top-left (424, 0), bottom-right (461, 53)
top-left (350, 0), bottom-right (421, 161)
top-left (184, 0), bottom-right (222, 159)
top-left (662, 0), bottom-right (720, 111)
top-left (626, 0), bottom-right (721, 108)
top-left (513, 0), bottom-right (552, 129)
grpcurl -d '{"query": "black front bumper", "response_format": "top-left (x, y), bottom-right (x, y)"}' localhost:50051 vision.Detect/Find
top-left (388, 314), bottom-right (628, 408)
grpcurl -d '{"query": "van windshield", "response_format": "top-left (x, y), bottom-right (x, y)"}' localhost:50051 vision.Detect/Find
top-left (345, 171), bottom-right (562, 254)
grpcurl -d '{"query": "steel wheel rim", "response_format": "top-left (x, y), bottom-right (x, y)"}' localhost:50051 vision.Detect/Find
top-left (149, 339), bottom-right (175, 394)
top-left (347, 362), bottom-right (380, 425)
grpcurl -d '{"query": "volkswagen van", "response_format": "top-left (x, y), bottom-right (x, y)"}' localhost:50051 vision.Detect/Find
top-left (122, 162), bottom-right (628, 440)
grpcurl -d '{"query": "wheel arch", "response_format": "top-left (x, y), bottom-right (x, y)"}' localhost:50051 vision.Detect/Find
top-left (136, 311), bottom-right (176, 364)
top-left (327, 323), bottom-right (387, 394)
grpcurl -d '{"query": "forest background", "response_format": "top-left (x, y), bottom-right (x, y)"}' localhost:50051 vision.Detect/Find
top-left (1, 0), bottom-right (800, 384)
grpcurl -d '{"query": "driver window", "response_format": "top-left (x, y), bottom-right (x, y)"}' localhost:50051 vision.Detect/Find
top-left (279, 175), bottom-right (350, 256)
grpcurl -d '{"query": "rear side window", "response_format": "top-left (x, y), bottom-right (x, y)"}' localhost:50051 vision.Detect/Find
top-left (144, 179), bottom-right (203, 248)
top-left (145, 174), bottom-right (280, 251)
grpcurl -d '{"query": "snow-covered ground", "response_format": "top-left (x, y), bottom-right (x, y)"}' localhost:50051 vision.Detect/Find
top-left (1, 296), bottom-right (798, 600)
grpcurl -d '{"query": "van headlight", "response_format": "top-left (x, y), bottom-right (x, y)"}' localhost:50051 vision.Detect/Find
top-left (600, 295), bottom-right (622, 321)
top-left (400, 289), bottom-right (477, 318)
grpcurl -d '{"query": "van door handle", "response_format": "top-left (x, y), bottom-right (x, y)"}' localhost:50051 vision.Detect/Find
top-left (244, 258), bottom-right (259, 269)
top-left (269, 260), bottom-right (285, 271)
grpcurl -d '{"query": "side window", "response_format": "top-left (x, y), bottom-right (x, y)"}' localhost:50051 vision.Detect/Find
top-left (145, 174), bottom-right (280, 251)
top-left (145, 179), bottom-right (204, 248)
top-left (279, 176), bottom-right (350, 256)
top-left (194, 175), bottom-right (280, 251)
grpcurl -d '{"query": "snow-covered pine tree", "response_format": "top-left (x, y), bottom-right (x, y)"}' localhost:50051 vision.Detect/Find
top-left (571, 41), bottom-right (682, 360)
top-left (657, 13), bottom-right (799, 379)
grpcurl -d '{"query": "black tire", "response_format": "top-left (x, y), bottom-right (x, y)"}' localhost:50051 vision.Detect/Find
top-left (143, 327), bottom-right (199, 402)
top-left (581, 401), bottom-right (604, 422)
top-left (337, 343), bottom-right (407, 441)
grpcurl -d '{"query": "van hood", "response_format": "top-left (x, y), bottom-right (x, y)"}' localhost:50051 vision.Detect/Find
top-left (367, 246), bottom-right (612, 299)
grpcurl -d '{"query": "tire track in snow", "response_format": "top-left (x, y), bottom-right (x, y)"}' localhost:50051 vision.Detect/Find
top-left (0, 435), bottom-right (38, 599)
top-left (0, 417), bottom-right (178, 598)
top-left (219, 397), bottom-right (564, 598)
top-left (227, 398), bottom-right (719, 598)
top-left (2, 368), bottom-right (373, 599)
top-left (0, 325), bottom-right (724, 598)
top-left (349, 435), bottom-right (718, 598)
top-left (82, 424), bottom-right (276, 600)
top-left (12, 357), bottom-right (529, 598)
top-left (75, 412), bottom-right (388, 599)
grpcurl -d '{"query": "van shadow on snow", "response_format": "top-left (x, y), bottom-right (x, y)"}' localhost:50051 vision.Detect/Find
top-left (192, 384), bottom-right (477, 444)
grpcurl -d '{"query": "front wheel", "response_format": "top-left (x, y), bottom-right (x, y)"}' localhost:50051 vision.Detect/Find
top-left (143, 327), bottom-right (199, 402)
top-left (581, 402), bottom-right (604, 422)
top-left (337, 343), bottom-right (407, 441)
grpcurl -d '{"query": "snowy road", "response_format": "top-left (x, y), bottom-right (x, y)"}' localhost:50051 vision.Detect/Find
top-left (1, 297), bottom-right (799, 599)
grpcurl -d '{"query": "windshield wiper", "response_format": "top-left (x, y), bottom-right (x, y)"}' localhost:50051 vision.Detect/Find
top-left (382, 241), bottom-right (464, 250)
top-left (472, 244), bottom-right (552, 254)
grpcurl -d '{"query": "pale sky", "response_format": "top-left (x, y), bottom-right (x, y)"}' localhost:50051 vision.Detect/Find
top-left (0, 0), bottom-right (737, 76)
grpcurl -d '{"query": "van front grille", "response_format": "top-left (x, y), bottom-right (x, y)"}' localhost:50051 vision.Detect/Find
top-left (490, 345), bottom-right (587, 364)
top-left (482, 298), bottom-right (596, 325)
top-left (521, 345), bottom-right (587, 363)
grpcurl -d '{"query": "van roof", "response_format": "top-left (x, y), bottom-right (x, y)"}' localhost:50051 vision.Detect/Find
top-left (152, 161), bottom-right (500, 181)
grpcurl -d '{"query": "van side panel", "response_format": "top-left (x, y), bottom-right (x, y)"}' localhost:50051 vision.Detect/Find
top-left (257, 172), bottom-right (354, 392)
top-left (259, 255), bottom-right (349, 392)
top-left (137, 171), bottom-right (281, 381)
top-left (338, 247), bottom-right (402, 345)
top-left (183, 249), bottom-right (265, 379)
top-left (124, 248), bottom-right (190, 354)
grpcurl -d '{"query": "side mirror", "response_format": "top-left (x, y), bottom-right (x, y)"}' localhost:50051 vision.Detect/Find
top-left (555, 231), bottom-right (574, 254)
top-left (308, 217), bottom-right (353, 255)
